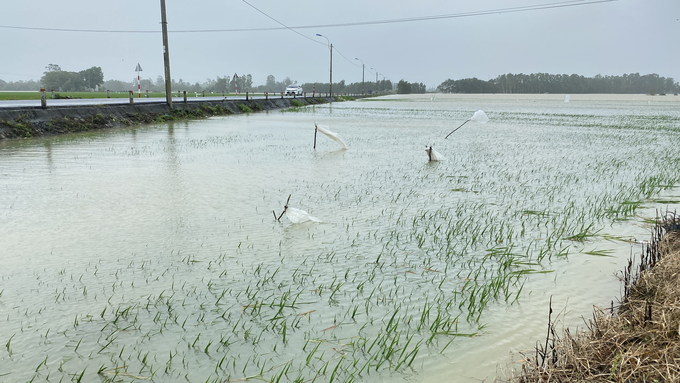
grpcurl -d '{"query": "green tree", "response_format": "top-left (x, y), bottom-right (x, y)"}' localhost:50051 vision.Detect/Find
top-left (227, 75), bottom-right (253, 93)
top-left (244, 74), bottom-right (253, 92)
top-left (41, 64), bottom-right (104, 92)
top-left (437, 79), bottom-right (457, 93)
top-left (42, 70), bottom-right (72, 91)
top-left (155, 76), bottom-right (164, 90)
top-left (397, 80), bottom-right (411, 94)
top-left (80, 66), bottom-right (104, 91)
top-left (45, 64), bottom-right (62, 73)
top-left (214, 76), bottom-right (229, 92)
top-left (411, 82), bottom-right (427, 93)
top-left (265, 75), bottom-right (276, 92)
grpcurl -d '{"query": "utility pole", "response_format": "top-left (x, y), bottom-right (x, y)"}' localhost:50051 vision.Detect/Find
top-left (160, 0), bottom-right (172, 107)
top-left (371, 67), bottom-right (379, 93)
top-left (362, 63), bottom-right (364, 94)
top-left (375, 72), bottom-right (378, 93)
top-left (355, 58), bottom-right (364, 95)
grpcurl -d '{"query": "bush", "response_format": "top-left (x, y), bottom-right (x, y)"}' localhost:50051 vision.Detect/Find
top-left (238, 104), bottom-right (253, 113)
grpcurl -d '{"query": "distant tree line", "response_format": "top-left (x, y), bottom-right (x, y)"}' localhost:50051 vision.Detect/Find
top-left (0, 67), bottom-right (394, 95)
top-left (126, 74), bottom-right (255, 94)
top-left (298, 79), bottom-right (393, 95)
top-left (3, 67), bottom-right (678, 96)
top-left (0, 79), bottom-right (41, 91)
top-left (437, 72), bottom-right (680, 95)
top-left (396, 80), bottom-right (427, 94)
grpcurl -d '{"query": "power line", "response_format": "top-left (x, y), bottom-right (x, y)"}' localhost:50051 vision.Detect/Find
top-left (0, 0), bottom-right (620, 34)
top-left (242, 0), bottom-right (359, 68)
top-left (242, 0), bottom-right (321, 44)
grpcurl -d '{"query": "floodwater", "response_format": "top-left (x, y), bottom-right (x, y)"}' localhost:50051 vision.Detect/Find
top-left (1, 93), bottom-right (680, 382)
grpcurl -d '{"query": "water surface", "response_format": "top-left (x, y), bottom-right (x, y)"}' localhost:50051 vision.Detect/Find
top-left (1, 93), bottom-right (680, 382)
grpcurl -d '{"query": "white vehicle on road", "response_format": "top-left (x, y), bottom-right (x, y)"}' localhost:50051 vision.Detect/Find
top-left (285, 85), bottom-right (303, 96)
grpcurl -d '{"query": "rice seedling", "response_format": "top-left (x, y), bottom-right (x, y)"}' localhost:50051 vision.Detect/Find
top-left (583, 249), bottom-right (615, 257)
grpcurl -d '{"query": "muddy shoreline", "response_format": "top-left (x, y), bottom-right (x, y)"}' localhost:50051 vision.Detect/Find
top-left (0, 96), bottom-right (348, 140)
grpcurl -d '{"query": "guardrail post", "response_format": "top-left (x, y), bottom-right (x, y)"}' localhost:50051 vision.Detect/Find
top-left (183, 91), bottom-right (187, 103)
top-left (246, 91), bottom-right (249, 101)
top-left (129, 90), bottom-right (134, 104)
top-left (40, 88), bottom-right (47, 108)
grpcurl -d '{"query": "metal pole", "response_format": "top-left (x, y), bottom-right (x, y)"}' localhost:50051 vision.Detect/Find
top-left (160, 0), bottom-right (172, 108)
top-left (355, 58), bottom-right (364, 95)
top-left (371, 67), bottom-right (379, 94)
top-left (316, 34), bottom-right (333, 99)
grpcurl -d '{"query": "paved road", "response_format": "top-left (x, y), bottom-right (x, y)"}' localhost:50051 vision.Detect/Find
top-left (0, 94), bottom-right (308, 109)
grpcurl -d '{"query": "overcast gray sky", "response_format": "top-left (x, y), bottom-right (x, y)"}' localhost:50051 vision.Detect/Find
top-left (1, 0), bottom-right (678, 88)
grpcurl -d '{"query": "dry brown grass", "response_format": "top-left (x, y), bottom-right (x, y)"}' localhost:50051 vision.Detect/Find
top-left (511, 214), bottom-right (680, 383)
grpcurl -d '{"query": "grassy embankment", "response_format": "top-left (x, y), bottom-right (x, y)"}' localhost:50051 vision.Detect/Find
top-left (0, 91), bottom-right (239, 100)
top-left (0, 92), bottom-right (349, 101)
top-left (0, 96), bottom-right (340, 139)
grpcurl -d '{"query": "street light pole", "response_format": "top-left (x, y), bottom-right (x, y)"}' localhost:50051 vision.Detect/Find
top-left (355, 58), bottom-right (365, 95)
top-left (160, 0), bottom-right (172, 108)
top-left (316, 34), bottom-right (332, 98)
top-left (371, 67), bottom-right (378, 93)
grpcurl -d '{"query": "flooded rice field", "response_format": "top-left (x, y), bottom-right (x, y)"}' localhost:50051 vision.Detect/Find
top-left (1, 93), bottom-right (680, 382)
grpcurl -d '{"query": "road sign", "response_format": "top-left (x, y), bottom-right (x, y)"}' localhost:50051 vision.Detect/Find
top-left (135, 64), bottom-right (143, 97)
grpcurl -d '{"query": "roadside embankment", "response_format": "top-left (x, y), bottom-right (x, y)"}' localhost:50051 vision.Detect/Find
top-left (512, 213), bottom-right (680, 382)
top-left (0, 96), bottom-right (347, 140)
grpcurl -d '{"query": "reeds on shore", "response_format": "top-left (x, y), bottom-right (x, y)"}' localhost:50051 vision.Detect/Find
top-left (511, 212), bottom-right (680, 382)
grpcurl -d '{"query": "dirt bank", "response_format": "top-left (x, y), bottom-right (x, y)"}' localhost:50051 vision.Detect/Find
top-left (512, 214), bottom-right (680, 382)
top-left (0, 96), bottom-right (344, 140)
